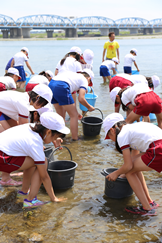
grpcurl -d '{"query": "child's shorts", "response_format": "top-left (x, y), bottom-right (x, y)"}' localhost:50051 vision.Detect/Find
top-left (0, 83), bottom-right (7, 91)
top-left (0, 112), bottom-right (11, 121)
top-left (133, 91), bottom-right (162, 116)
top-left (0, 151), bottom-right (25, 173)
top-left (109, 76), bottom-right (133, 92)
top-left (100, 66), bottom-right (111, 77)
top-left (26, 83), bottom-right (38, 92)
top-left (124, 66), bottom-right (132, 74)
top-left (14, 66), bottom-right (26, 82)
top-left (141, 139), bottom-right (162, 173)
top-left (49, 81), bottom-right (74, 106)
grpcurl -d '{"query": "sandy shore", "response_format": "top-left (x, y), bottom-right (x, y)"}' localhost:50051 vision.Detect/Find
top-left (0, 34), bottom-right (162, 41)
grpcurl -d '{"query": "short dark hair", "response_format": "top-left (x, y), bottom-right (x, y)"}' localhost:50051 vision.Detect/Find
top-left (130, 50), bottom-right (135, 54)
top-left (109, 32), bottom-right (115, 37)
top-left (4, 73), bottom-right (14, 77)
top-left (39, 71), bottom-right (49, 79)
top-left (28, 91), bottom-right (48, 107)
top-left (81, 72), bottom-right (90, 79)
top-left (112, 121), bottom-right (127, 154)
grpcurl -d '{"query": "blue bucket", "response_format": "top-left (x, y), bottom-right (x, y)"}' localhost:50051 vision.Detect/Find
top-left (140, 113), bottom-right (156, 121)
top-left (79, 89), bottom-right (98, 111)
top-left (132, 70), bottom-right (140, 75)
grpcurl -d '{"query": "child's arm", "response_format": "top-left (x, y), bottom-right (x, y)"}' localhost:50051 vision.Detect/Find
top-left (112, 68), bottom-right (117, 75)
top-left (25, 61), bottom-right (34, 75)
top-left (134, 61), bottom-right (140, 72)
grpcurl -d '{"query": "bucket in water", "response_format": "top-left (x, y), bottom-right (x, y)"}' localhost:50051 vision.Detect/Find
top-left (101, 168), bottom-right (133, 199)
top-left (79, 88), bottom-right (98, 111)
top-left (81, 108), bottom-right (103, 136)
top-left (48, 146), bottom-right (78, 190)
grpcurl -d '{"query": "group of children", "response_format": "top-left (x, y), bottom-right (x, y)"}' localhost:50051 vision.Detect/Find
top-left (1, 44), bottom-right (162, 217)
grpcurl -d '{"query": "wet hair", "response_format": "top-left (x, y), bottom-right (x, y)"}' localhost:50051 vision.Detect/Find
top-left (28, 91), bottom-right (48, 107)
top-left (60, 52), bottom-right (80, 65)
top-left (30, 111), bottom-right (40, 123)
top-left (111, 121), bottom-right (127, 154)
top-left (108, 32), bottom-right (115, 37)
top-left (39, 71), bottom-right (50, 79)
top-left (4, 73), bottom-right (14, 77)
top-left (30, 123), bottom-right (66, 139)
top-left (117, 87), bottom-right (130, 111)
top-left (146, 77), bottom-right (153, 89)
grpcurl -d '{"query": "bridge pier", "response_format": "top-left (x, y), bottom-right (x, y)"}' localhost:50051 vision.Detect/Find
top-left (2, 29), bottom-right (9, 38)
top-left (65, 28), bottom-right (78, 38)
top-left (22, 28), bottom-right (32, 38)
top-left (46, 30), bottom-right (53, 38)
top-left (109, 28), bottom-right (119, 35)
top-left (143, 28), bottom-right (153, 35)
top-left (82, 30), bottom-right (89, 35)
top-left (10, 28), bottom-right (23, 38)
top-left (154, 28), bottom-right (162, 33)
top-left (99, 28), bottom-right (109, 36)
top-left (129, 28), bottom-right (138, 34)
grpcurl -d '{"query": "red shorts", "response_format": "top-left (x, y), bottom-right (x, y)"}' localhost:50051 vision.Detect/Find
top-left (0, 151), bottom-right (25, 173)
top-left (0, 83), bottom-right (7, 91)
top-left (109, 76), bottom-right (133, 92)
top-left (133, 91), bottom-right (162, 116)
top-left (141, 140), bottom-right (162, 173)
top-left (72, 91), bottom-right (76, 94)
top-left (26, 83), bottom-right (38, 92)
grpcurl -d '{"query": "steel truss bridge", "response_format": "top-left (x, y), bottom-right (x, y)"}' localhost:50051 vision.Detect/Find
top-left (0, 14), bottom-right (162, 38)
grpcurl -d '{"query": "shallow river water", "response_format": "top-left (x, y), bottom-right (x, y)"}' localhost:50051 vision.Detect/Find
top-left (0, 38), bottom-right (162, 242)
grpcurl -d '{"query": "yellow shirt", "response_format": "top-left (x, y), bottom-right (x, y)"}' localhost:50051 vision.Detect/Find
top-left (104, 41), bottom-right (119, 59)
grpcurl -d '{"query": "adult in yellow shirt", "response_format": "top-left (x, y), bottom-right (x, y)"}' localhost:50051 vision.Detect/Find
top-left (102, 32), bottom-right (120, 62)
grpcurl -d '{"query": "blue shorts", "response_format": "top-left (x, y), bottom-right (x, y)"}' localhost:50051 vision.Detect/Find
top-left (100, 66), bottom-right (110, 77)
top-left (14, 66), bottom-right (26, 82)
top-left (49, 81), bottom-right (74, 106)
top-left (0, 112), bottom-right (11, 121)
top-left (124, 66), bottom-right (132, 74)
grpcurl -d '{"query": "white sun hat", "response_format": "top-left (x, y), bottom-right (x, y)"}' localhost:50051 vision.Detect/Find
top-left (103, 113), bottom-right (124, 139)
top-left (131, 48), bottom-right (138, 55)
top-left (45, 70), bottom-right (54, 79)
top-left (112, 57), bottom-right (119, 64)
top-left (152, 75), bottom-right (160, 89)
top-left (83, 49), bottom-right (94, 65)
top-left (21, 47), bottom-right (29, 55)
top-left (7, 67), bottom-right (21, 80)
top-left (40, 112), bottom-right (70, 134)
top-left (69, 46), bottom-right (82, 55)
top-left (110, 87), bottom-right (121, 106)
top-left (32, 84), bottom-right (53, 103)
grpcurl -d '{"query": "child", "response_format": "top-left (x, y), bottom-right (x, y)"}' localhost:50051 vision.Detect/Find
top-left (0, 68), bottom-right (21, 91)
top-left (0, 112), bottom-right (70, 208)
top-left (80, 49), bottom-right (94, 70)
top-left (100, 58), bottom-right (119, 83)
top-left (11, 47), bottom-right (34, 89)
top-left (0, 84), bottom-right (53, 186)
top-left (123, 48), bottom-right (139, 74)
top-left (25, 70), bottom-right (54, 92)
top-left (110, 83), bottom-right (162, 128)
top-left (49, 70), bottom-right (95, 140)
top-left (103, 112), bottom-right (162, 215)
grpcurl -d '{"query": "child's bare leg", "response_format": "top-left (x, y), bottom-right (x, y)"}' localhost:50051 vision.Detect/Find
top-left (107, 76), bottom-right (111, 82)
top-left (125, 111), bottom-right (141, 124)
top-left (155, 113), bottom-right (162, 129)
top-left (21, 167), bottom-right (36, 193)
top-left (102, 77), bottom-right (107, 83)
top-left (54, 103), bottom-right (66, 120)
top-left (143, 116), bottom-right (150, 122)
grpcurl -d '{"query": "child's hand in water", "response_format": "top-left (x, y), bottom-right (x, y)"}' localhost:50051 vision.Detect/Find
top-left (106, 171), bottom-right (118, 181)
top-left (53, 197), bottom-right (67, 202)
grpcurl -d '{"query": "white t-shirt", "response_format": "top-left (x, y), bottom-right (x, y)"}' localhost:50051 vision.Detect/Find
top-left (121, 83), bottom-right (151, 106)
top-left (81, 63), bottom-right (93, 70)
top-left (14, 51), bottom-right (28, 66)
top-left (0, 91), bottom-right (30, 120)
top-left (0, 123), bottom-right (45, 164)
top-left (101, 60), bottom-right (115, 70)
top-left (116, 73), bottom-right (148, 85)
top-left (53, 71), bottom-right (88, 93)
top-left (118, 122), bottom-right (162, 152)
top-left (28, 75), bottom-right (49, 85)
top-left (37, 103), bottom-right (53, 115)
top-left (124, 53), bottom-right (136, 67)
top-left (0, 76), bottom-right (16, 89)
top-left (56, 57), bottom-right (82, 73)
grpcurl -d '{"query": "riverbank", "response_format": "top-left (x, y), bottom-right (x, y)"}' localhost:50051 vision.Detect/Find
top-left (0, 34), bottom-right (162, 41)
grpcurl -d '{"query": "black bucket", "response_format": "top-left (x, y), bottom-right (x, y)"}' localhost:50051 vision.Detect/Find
top-left (48, 146), bottom-right (78, 190)
top-left (81, 108), bottom-right (103, 136)
top-left (101, 168), bottom-right (133, 199)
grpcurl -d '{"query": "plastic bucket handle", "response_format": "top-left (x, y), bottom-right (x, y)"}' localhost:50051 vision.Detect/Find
top-left (81, 108), bottom-right (104, 121)
top-left (100, 170), bottom-right (108, 177)
top-left (48, 145), bottom-right (72, 162)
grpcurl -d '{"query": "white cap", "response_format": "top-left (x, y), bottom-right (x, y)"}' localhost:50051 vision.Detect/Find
top-left (152, 75), bottom-right (160, 89)
top-left (7, 67), bottom-right (21, 80)
top-left (32, 84), bottom-right (53, 103)
top-left (83, 68), bottom-right (94, 81)
top-left (37, 103), bottom-right (53, 115)
top-left (45, 70), bottom-right (54, 79)
top-left (40, 112), bottom-right (70, 135)
top-left (110, 87), bottom-right (121, 106)
top-left (131, 48), bottom-right (138, 55)
top-left (103, 113), bottom-right (124, 139)
top-left (28, 105), bottom-right (37, 112)
top-left (83, 49), bottom-right (94, 65)
top-left (112, 57), bottom-right (119, 64)
top-left (21, 47), bottom-right (29, 55)
top-left (69, 46), bottom-right (82, 55)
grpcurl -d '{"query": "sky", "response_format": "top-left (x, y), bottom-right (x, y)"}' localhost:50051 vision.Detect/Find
top-left (1, 0), bottom-right (162, 21)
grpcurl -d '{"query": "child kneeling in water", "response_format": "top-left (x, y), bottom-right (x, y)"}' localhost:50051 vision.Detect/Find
top-left (0, 112), bottom-right (70, 208)
top-left (103, 113), bottom-right (162, 216)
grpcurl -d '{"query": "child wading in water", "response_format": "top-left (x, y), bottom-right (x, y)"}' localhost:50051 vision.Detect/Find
top-left (103, 113), bottom-right (161, 216)
top-left (0, 112), bottom-right (70, 208)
